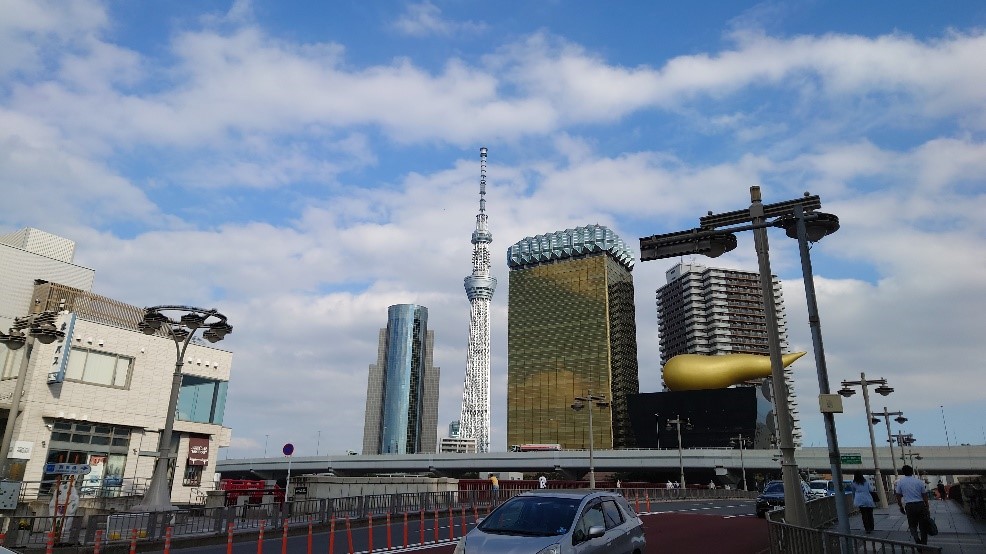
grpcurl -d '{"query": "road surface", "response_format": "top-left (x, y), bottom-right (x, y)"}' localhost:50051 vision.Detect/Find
top-left (163, 498), bottom-right (768, 554)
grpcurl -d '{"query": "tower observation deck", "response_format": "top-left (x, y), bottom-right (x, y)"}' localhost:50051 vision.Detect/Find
top-left (460, 147), bottom-right (497, 452)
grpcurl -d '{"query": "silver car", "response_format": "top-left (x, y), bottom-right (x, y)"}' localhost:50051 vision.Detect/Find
top-left (453, 489), bottom-right (646, 554)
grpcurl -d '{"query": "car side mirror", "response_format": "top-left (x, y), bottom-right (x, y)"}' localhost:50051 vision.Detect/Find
top-left (587, 525), bottom-right (606, 539)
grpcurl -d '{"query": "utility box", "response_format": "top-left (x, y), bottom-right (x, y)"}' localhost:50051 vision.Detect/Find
top-left (818, 394), bottom-right (844, 414)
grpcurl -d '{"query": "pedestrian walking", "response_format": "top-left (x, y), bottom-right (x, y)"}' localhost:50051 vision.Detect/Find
top-left (849, 471), bottom-right (876, 534)
top-left (937, 480), bottom-right (947, 501)
top-left (538, 475), bottom-right (547, 489)
top-left (895, 465), bottom-right (932, 545)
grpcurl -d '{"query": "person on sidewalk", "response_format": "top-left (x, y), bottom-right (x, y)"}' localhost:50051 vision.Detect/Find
top-left (937, 480), bottom-right (947, 501)
top-left (849, 471), bottom-right (876, 533)
top-left (895, 465), bottom-right (931, 545)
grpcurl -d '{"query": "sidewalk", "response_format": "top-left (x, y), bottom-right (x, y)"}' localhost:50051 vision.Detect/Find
top-left (847, 499), bottom-right (986, 553)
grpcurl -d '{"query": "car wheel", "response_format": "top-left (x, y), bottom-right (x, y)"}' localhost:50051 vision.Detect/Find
top-left (756, 510), bottom-right (766, 518)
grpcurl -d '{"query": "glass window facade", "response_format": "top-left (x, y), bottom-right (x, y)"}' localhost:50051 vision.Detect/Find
top-left (42, 420), bottom-right (132, 496)
top-left (177, 375), bottom-right (228, 425)
top-left (507, 253), bottom-right (639, 450)
top-left (362, 304), bottom-right (439, 455)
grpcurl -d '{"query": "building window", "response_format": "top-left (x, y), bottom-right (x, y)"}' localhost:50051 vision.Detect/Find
top-left (177, 376), bottom-right (228, 425)
top-left (0, 347), bottom-right (22, 380)
top-left (64, 348), bottom-right (132, 388)
top-left (182, 464), bottom-right (202, 487)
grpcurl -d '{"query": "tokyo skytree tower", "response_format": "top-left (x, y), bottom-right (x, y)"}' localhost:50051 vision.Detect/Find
top-left (459, 147), bottom-right (497, 452)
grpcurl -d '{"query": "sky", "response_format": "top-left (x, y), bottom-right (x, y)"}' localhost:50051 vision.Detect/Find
top-left (2, 0), bottom-right (985, 460)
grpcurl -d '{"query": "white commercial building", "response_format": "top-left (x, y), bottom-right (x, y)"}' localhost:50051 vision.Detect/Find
top-left (0, 229), bottom-right (232, 505)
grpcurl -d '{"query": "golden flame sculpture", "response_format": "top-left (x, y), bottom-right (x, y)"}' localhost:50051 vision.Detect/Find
top-left (662, 352), bottom-right (806, 391)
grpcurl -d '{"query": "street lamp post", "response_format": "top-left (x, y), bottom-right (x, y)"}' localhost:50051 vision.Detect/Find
top-left (666, 416), bottom-right (692, 487)
top-left (639, 187), bottom-right (845, 528)
top-left (871, 407), bottom-right (907, 479)
top-left (729, 434), bottom-right (750, 491)
top-left (0, 310), bottom-right (66, 478)
top-left (653, 413), bottom-right (661, 449)
top-left (839, 373), bottom-right (894, 508)
top-left (896, 433), bottom-right (919, 471)
top-left (571, 391), bottom-right (609, 489)
top-left (133, 306), bottom-right (231, 512)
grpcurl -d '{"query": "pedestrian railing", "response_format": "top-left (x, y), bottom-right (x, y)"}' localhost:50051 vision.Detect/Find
top-left (766, 497), bottom-right (942, 554)
top-left (768, 520), bottom-right (941, 554)
top-left (0, 485), bottom-right (753, 550)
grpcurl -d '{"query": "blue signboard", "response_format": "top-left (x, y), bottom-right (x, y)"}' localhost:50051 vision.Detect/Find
top-left (47, 312), bottom-right (76, 384)
top-left (282, 443), bottom-right (294, 456)
top-left (44, 463), bottom-right (91, 475)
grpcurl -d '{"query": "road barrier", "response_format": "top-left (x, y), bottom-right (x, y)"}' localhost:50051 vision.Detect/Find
top-left (0, 485), bottom-right (755, 550)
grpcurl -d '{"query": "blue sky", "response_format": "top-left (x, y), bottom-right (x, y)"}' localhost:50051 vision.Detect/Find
top-left (2, 0), bottom-right (985, 459)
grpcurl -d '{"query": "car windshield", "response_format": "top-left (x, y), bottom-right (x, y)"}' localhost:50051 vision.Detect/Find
top-left (763, 482), bottom-right (784, 494)
top-left (478, 496), bottom-right (582, 537)
top-left (809, 482), bottom-right (827, 491)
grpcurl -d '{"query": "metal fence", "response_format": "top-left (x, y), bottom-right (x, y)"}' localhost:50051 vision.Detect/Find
top-left (768, 520), bottom-right (942, 554)
top-left (766, 496), bottom-right (942, 554)
top-left (0, 485), bottom-right (754, 549)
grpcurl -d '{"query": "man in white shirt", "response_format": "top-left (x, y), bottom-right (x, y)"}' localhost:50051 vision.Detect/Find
top-left (894, 465), bottom-right (931, 545)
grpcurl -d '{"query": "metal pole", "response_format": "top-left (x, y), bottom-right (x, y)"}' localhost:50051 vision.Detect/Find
top-left (940, 406), bottom-right (951, 448)
top-left (676, 417), bottom-right (685, 487)
top-left (750, 186), bottom-right (807, 526)
top-left (137, 355), bottom-right (185, 511)
top-left (734, 434), bottom-right (748, 491)
top-left (792, 205), bottom-right (851, 534)
top-left (882, 408), bottom-right (899, 478)
top-left (860, 373), bottom-right (889, 509)
top-left (654, 413), bottom-right (660, 450)
top-left (0, 339), bottom-right (33, 478)
top-left (587, 394), bottom-right (595, 489)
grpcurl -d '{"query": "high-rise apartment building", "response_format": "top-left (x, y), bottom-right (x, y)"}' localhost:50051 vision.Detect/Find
top-left (655, 262), bottom-right (801, 444)
top-left (506, 225), bottom-right (639, 450)
top-left (362, 304), bottom-right (439, 454)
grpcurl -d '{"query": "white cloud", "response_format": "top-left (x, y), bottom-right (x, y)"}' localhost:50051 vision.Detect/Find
top-left (391, 2), bottom-right (486, 38)
top-left (1, 4), bottom-right (984, 455)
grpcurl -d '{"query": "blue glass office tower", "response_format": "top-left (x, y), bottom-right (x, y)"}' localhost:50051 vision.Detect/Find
top-left (362, 304), bottom-right (440, 454)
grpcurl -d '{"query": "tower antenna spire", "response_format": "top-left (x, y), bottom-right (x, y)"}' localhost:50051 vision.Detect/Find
top-left (459, 147), bottom-right (496, 452)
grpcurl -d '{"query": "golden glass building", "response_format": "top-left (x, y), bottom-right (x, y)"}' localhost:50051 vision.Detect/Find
top-left (506, 225), bottom-right (639, 450)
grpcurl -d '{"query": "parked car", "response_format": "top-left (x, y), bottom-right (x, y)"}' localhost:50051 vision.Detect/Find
top-left (453, 489), bottom-right (646, 554)
top-left (809, 479), bottom-right (852, 497)
top-left (756, 480), bottom-right (818, 518)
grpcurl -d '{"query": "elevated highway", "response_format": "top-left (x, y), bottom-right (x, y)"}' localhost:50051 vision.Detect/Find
top-left (217, 445), bottom-right (986, 481)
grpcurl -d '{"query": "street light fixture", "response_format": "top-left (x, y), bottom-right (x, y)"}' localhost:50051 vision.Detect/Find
top-left (571, 391), bottom-right (609, 489)
top-left (840, 373), bottom-right (893, 508)
top-left (639, 187), bottom-right (846, 529)
top-left (871, 407), bottom-right (906, 479)
top-left (729, 434), bottom-right (751, 491)
top-left (0, 310), bottom-right (66, 477)
top-left (133, 305), bottom-right (231, 512)
top-left (666, 415), bottom-right (693, 488)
